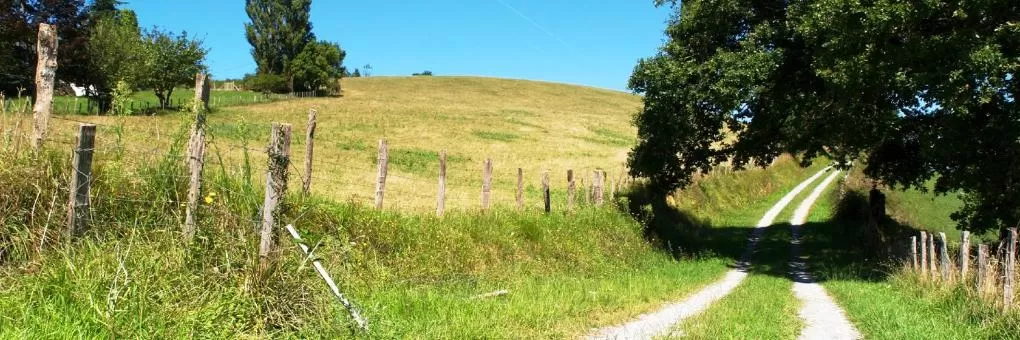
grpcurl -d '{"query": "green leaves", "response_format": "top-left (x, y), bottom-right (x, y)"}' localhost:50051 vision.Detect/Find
top-left (290, 40), bottom-right (346, 93)
top-left (632, 0), bottom-right (1019, 233)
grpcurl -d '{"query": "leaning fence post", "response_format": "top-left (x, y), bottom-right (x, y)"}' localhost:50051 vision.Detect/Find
top-left (977, 244), bottom-right (989, 293)
top-left (482, 158), bottom-right (492, 210)
top-left (567, 169), bottom-right (575, 211)
top-left (259, 123), bottom-right (292, 266)
top-left (183, 88), bottom-right (208, 241)
top-left (910, 236), bottom-right (918, 270)
top-left (437, 150), bottom-right (446, 216)
top-left (32, 23), bottom-right (58, 150)
top-left (961, 231), bottom-right (971, 280)
top-left (66, 124), bottom-right (95, 238)
top-left (374, 140), bottom-right (388, 209)
top-left (1005, 228), bottom-right (1017, 309)
top-left (516, 168), bottom-right (524, 210)
top-left (920, 231), bottom-right (928, 275)
top-left (939, 232), bottom-right (950, 281)
top-left (542, 170), bottom-right (550, 213)
top-left (302, 109), bottom-right (317, 195)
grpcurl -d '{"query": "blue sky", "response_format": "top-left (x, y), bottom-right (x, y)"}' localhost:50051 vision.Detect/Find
top-left (126, 1), bottom-right (673, 91)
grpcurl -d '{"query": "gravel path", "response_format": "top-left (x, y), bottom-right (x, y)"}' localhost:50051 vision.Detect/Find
top-left (788, 170), bottom-right (862, 340)
top-left (585, 167), bottom-right (832, 340)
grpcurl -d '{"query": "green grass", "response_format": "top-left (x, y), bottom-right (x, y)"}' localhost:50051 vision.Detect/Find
top-left (0, 88), bottom-right (285, 115)
top-left (472, 130), bottom-right (520, 142)
top-left (794, 174), bottom-right (1020, 339)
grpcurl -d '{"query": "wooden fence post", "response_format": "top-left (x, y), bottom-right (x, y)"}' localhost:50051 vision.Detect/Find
top-left (482, 158), bottom-right (492, 210)
top-left (374, 140), bottom-right (388, 209)
top-left (608, 173), bottom-right (615, 203)
top-left (910, 236), bottom-right (918, 270)
top-left (516, 168), bottom-right (524, 210)
top-left (920, 231), bottom-right (928, 274)
top-left (437, 150), bottom-right (447, 216)
top-left (542, 170), bottom-right (550, 213)
top-left (1005, 228), bottom-right (1017, 309)
top-left (193, 73), bottom-right (210, 113)
top-left (929, 232), bottom-right (937, 279)
top-left (183, 97), bottom-right (207, 242)
top-left (32, 23), bottom-right (58, 150)
top-left (567, 169), bottom-right (575, 211)
top-left (66, 124), bottom-right (95, 238)
top-left (961, 231), bottom-right (971, 280)
top-left (259, 123), bottom-right (291, 265)
top-left (596, 170), bottom-right (605, 206)
top-left (302, 109), bottom-right (316, 195)
top-left (977, 244), bottom-right (989, 293)
top-left (939, 232), bottom-right (950, 280)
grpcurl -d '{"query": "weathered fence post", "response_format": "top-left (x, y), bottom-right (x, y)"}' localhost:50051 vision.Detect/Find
top-left (302, 109), bottom-right (316, 195)
top-left (929, 232), bottom-right (937, 279)
top-left (910, 236), bottom-right (918, 270)
top-left (374, 140), bottom-right (388, 209)
top-left (939, 232), bottom-right (950, 280)
top-left (66, 124), bottom-right (95, 238)
top-left (977, 244), bottom-right (989, 293)
top-left (482, 158), bottom-right (492, 210)
top-left (183, 74), bottom-right (209, 241)
top-left (193, 73), bottom-right (211, 113)
top-left (516, 168), bottom-right (524, 210)
top-left (567, 169), bottom-right (575, 211)
top-left (437, 150), bottom-right (447, 216)
top-left (608, 173), bottom-right (615, 203)
top-left (920, 231), bottom-right (928, 274)
top-left (259, 123), bottom-right (291, 265)
top-left (961, 231), bottom-right (971, 280)
top-left (542, 170), bottom-right (550, 213)
top-left (596, 170), bottom-right (605, 206)
top-left (1005, 228), bottom-right (1017, 309)
top-left (32, 23), bottom-right (58, 150)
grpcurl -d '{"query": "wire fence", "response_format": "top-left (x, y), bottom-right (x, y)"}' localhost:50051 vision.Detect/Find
top-left (1, 112), bottom-right (632, 216)
top-left (2, 89), bottom-right (332, 116)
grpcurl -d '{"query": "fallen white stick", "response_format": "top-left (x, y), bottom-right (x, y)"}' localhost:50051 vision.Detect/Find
top-left (285, 224), bottom-right (369, 331)
top-left (471, 289), bottom-right (509, 300)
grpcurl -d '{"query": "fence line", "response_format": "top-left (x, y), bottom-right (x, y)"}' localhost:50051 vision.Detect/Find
top-left (906, 228), bottom-right (1019, 312)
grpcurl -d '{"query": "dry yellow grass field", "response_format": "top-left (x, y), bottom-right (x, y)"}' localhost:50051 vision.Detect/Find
top-left (6, 76), bottom-right (641, 212)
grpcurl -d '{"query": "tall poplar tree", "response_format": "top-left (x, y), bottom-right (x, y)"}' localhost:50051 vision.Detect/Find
top-left (244, 0), bottom-right (314, 91)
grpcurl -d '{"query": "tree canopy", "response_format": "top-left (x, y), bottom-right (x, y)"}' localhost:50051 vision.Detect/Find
top-left (245, 0), bottom-right (317, 91)
top-left (0, 0), bottom-right (90, 95)
top-left (290, 40), bottom-right (345, 92)
top-left (630, 0), bottom-right (1019, 233)
top-left (139, 28), bottom-right (207, 108)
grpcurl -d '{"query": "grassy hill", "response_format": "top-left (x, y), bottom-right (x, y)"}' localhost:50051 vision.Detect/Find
top-left (22, 76), bottom-right (642, 211)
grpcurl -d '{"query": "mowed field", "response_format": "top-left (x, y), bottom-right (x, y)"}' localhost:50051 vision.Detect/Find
top-left (16, 76), bottom-right (640, 212)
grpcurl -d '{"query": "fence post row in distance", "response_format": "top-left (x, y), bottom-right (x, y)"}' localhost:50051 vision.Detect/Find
top-left (482, 158), bottom-right (493, 210)
top-left (920, 231), bottom-right (928, 274)
top-left (567, 169), bottom-right (575, 211)
top-left (910, 236), bottom-right (918, 270)
top-left (66, 124), bottom-right (95, 238)
top-left (184, 73), bottom-right (210, 242)
top-left (542, 170), bottom-right (551, 213)
top-left (375, 140), bottom-right (389, 209)
top-left (961, 231), bottom-right (971, 280)
top-left (1005, 228), bottom-right (1017, 309)
top-left (437, 150), bottom-right (447, 217)
top-left (928, 232), bottom-right (937, 279)
top-left (32, 23), bottom-right (58, 150)
top-left (259, 123), bottom-right (292, 265)
top-left (516, 168), bottom-right (524, 210)
top-left (938, 232), bottom-right (950, 280)
top-left (303, 109), bottom-right (317, 195)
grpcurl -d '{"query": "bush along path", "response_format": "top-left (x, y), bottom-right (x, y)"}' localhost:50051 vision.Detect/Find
top-left (587, 167), bottom-right (833, 339)
top-left (788, 170), bottom-right (862, 340)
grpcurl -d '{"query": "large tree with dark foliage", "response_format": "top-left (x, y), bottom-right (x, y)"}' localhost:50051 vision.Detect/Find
top-left (244, 0), bottom-right (314, 91)
top-left (630, 0), bottom-right (1019, 234)
top-left (0, 0), bottom-right (90, 96)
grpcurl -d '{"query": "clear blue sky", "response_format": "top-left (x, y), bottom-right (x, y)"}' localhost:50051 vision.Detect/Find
top-left (125, 1), bottom-right (672, 91)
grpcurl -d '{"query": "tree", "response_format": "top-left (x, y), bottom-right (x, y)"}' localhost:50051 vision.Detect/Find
top-left (290, 40), bottom-right (345, 92)
top-left (86, 8), bottom-right (143, 111)
top-left (362, 64), bottom-right (372, 77)
top-left (138, 28), bottom-right (206, 108)
top-left (630, 0), bottom-right (1019, 234)
top-left (412, 70), bottom-right (433, 76)
top-left (244, 0), bottom-right (314, 91)
top-left (0, 0), bottom-right (90, 95)
top-left (352, 68), bottom-right (361, 77)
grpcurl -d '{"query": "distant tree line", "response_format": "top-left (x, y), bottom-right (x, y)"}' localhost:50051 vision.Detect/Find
top-left (243, 0), bottom-right (345, 94)
top-left (0, 0), bottom-right (207, 114)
